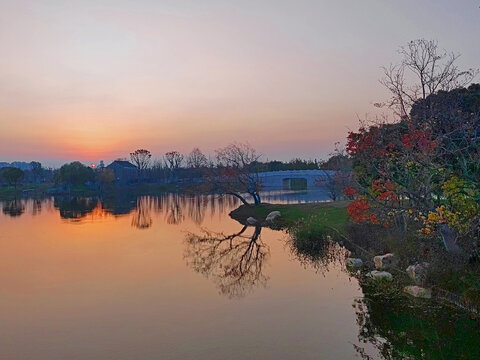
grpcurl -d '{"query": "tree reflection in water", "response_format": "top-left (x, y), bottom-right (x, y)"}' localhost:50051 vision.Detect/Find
top-left (184, 225), bottom-right (269, 298)
top-left (165, 194), bottom-right (185, 225)
top-left (54, 197), bottom-right (98, 221)
top-left (351, 280), bottom-right (480, 360)
top-left (31, 199), bottom-right (42, 216)
top-left (1, 199), bottom-right (25, 217)
top-left (0, 198), bottom-right (57, 218)
top-left (0, 194), bottom-right (241, 228)
top-left (286, 232), bottom-right (348, 274)
top-left (187, 195), bottom-right (207, 224)
top-left (131, 196), bottom-right (153, 229)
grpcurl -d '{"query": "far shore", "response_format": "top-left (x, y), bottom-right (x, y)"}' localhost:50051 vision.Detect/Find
top-left (0, 182), bottom-right (188, 201)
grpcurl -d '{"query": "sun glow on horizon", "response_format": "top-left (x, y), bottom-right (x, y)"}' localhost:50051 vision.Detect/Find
top-left (1, 1), bottom-right (479, 165)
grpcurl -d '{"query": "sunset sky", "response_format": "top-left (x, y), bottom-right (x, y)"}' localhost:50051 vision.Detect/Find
top-left (1, 0), bottom-right (479, 167)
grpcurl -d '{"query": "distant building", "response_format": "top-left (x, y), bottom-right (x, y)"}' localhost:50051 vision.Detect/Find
top-left (106, 160), bottom-right (137, 184)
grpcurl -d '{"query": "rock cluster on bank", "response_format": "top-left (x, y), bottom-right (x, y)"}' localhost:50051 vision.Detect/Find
top-left (404, 285), bottom-right (432, 298)
top-left (373, 253), bottom-right (398, 270)
top-left (346, 258), bottom-right (363, 268)
top-left (406, 262), bottom-right (429, 285)
top-left (244, 211), bottom-right (282, 226)
top-left (369, 270), bottom-right (393, 281)
top-left (265, 211), bottom-right (281, 222)
top-left (355, 252), bottom-right (433, 299)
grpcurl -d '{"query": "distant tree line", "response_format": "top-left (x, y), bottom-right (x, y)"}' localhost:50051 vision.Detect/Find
top-left (0, 161), bottom-right (55, 187)
top-left (1, 142), bottom-right (347, 207)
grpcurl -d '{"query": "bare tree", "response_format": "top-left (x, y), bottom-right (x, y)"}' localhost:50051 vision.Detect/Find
top-left (186, 148), bottom-right (208, 169)
top-left (164, 151), bottom-right (184, 169)
top-left (164, 151), bottom-right (184, 182)
top-left (380, 39), bottom-right (478, 117)
top-left (213, 142), bottom-right (262, 206)
top-left (130, 149), bottom-right (152, 178)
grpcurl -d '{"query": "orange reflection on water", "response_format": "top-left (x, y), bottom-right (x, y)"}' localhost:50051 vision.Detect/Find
top-left (0, 195), bottom-right (368, 360)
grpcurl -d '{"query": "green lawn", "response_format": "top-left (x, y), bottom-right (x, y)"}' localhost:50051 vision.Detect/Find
top-left (230, 201), bottom-right (349, 235)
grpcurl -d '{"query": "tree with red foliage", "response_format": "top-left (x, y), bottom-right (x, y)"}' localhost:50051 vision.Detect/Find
top-left (346, 83), bottom-right (480, 246)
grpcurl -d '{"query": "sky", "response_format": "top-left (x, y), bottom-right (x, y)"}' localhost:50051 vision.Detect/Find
top-left (0, 0), bottom-right (479, 167)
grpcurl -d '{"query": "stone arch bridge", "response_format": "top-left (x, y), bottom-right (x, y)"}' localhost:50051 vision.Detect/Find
top-left (256, 170), bottom-right (334, 191)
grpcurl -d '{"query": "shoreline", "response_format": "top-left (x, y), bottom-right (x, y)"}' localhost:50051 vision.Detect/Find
top-left (229, 201), bottom-right (480, 316)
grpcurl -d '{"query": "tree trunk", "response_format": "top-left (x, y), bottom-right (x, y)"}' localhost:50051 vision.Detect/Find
top-left (255, 193), bottom-right (261, 205)
top-left (251, 191), bottom-right (261, 206)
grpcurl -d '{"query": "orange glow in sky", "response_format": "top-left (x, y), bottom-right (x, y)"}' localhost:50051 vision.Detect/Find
top-left (0, 1), bottom-right (479, 166)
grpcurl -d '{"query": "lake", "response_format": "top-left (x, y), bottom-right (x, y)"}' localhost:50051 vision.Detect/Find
top-left (1, 193), bottom-right (476, 359)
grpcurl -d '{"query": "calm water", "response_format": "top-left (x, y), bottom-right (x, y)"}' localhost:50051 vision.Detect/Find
top-left (0, 193), bottom-right (374, 359)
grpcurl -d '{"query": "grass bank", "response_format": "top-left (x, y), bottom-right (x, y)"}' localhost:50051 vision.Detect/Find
top-left (229, 201), bottom-right (349, 235)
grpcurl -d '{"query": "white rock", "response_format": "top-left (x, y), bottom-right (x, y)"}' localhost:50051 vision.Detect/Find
top-left (406, 262), bottom-right (429, 285)
top-left (246, 217), bottom-right (257, 225)
top-left (404, 285), bottom-right (432, 299)
top-left (346, 258), bottom-right (363, 268)
top-left (373, 253), bottom-right (398, 270)
top-left (265, 211), bottom-right (281, 222)
top-left (369, 270), bottom-right (393, 281)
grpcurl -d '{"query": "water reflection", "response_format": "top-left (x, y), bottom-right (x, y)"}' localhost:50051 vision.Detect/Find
top-left (3, 194), bottom-right (476, 358)
top-left (185, 225), bottom-right (269, 298)
top-left (352, 280), bottom-right (480, 359)
top-left (187, 195), bottom-right (208, 224)
top-left (0, 195), bottom-right (347, 300)
top-left (0, 190), bottom-right (332, 223)
top-left (0, 194), bottom-right (241, 227)
top-left (286, 234), bottom-right (348, 274)
top-left (165, 194), bottom-right (185, 225)
top-left (131, 196), bottom-right (153, 229)
top-left (1, 199), bottom-right (25, 217)
top-left (31, 199), bottom-right (42, 216)
top-left (0, 194), bottom-right (370, 360)
top-left (259, 189), bottom-right (332, 203)
top-left (54, 197), bottom-right (98, 221)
